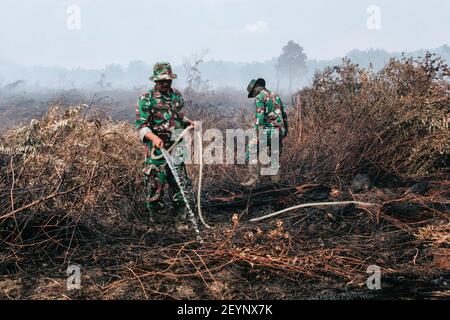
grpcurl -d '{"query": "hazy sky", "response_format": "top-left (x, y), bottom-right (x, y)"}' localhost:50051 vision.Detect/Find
top-left (0, 0), bottom-right (449, 68)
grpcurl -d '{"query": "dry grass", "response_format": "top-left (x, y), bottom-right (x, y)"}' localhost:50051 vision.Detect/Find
top-left (284, 53), bottom-right (449, 184)
top-left (0, 54), bottom-right (448, 300)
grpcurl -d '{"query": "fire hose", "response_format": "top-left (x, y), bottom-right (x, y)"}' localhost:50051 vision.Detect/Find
top-left (149, 126), bottom-right (376, 235)
top-left (150, 126), bottom-right (211, 231)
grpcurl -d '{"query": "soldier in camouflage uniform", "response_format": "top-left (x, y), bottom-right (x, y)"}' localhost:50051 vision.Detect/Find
top-left (135, 62), bottom-right (195, 229)
top-left (241, 78), bottom-right (288, 187)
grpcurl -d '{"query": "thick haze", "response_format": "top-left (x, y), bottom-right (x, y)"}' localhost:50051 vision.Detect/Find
top-left (1, 0), bottom-right (449, 68)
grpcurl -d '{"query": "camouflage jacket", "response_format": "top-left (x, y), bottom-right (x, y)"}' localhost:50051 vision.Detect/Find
top-left (254, 89), bottom-right (288, 138)
top-left (135, 88), bottom-right (191, 145)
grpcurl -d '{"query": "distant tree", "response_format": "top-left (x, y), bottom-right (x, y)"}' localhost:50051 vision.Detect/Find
top-left (97, 73), bottom-right (111, 89)
top-left (126, 60), bottom-right (150, 85)
top-left (276, 40), bottom-right (307, 93)
top-left (104, 64), bottom-right (124, 85)
top-left (4, 80), bottom-right (26, 90)
top-left (183, 49), bottom-right (210, 96)
top-left (347, 49), bottom-right (391, 71)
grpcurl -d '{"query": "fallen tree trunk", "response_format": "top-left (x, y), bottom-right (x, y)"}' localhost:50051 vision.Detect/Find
top-left (207, 184), bottom-right (328, 209)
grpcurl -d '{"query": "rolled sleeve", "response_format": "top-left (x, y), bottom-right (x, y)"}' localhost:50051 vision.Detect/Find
top-left (182, 115), bottom-right (192, 126)
top-left (139, 127), bottom-right (152, 142)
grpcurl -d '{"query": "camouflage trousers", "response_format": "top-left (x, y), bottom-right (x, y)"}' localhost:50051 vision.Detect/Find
top-left (242, 130), bottom-right (284, 185)
top-left (143, 160), bottom-right (191, 212)
top-left (245, 130), bottom-right (284, 168)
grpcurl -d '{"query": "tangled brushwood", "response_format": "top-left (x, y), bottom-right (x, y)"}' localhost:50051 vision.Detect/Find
top-left (0, 55), bottom-right (449, 299)
top-left (285, 53), bottom-right (449, 183)
top-left (0, 105), bottom-right (145, 256)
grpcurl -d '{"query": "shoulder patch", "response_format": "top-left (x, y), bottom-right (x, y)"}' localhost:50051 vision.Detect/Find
top-left (268, 91), bottom-right (281, 102)
top-left (140, 91), bottom-right (151, 99)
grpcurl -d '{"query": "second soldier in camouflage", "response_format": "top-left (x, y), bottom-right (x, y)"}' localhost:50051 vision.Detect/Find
top-left (242, 78), bottom-right (288, 187)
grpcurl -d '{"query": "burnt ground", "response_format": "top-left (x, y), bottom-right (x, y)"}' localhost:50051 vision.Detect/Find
top-left (0, 178), bottom-right (448, 300)
top-left (1, 56), bottom-right (449, 300)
